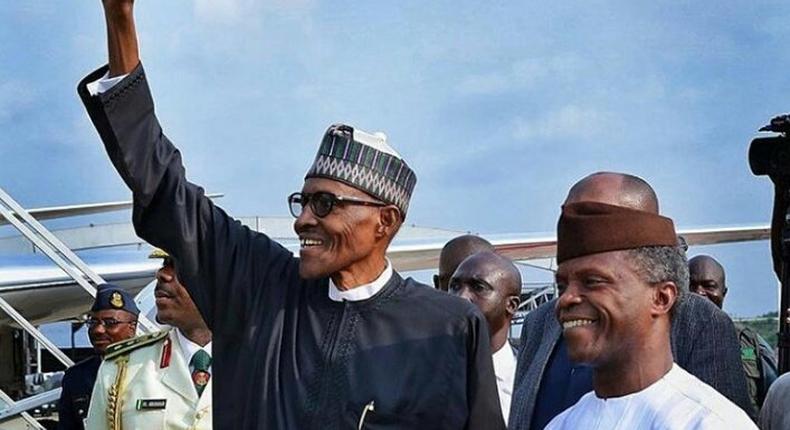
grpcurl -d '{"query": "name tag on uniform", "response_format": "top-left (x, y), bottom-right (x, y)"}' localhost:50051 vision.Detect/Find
top-left (136, 398), bottom-right (167, 410)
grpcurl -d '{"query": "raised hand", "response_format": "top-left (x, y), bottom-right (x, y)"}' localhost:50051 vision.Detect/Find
top-left (100, 0), bottom-right (139, 76)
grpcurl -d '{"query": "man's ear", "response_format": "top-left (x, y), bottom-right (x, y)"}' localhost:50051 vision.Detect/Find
top-left (652, 281), bottom-right (678, 316)
top-left (506, 295), bottom-right (521, 318)
top-left (377, 205), bottom-right (401, 239)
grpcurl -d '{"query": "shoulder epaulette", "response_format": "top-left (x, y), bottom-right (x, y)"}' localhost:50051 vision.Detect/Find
top-left (104, 330), bottom-right (169, 361)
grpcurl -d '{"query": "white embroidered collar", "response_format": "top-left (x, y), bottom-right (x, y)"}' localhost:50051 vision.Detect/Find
top-left (328, 259), bottom-right (393, 302)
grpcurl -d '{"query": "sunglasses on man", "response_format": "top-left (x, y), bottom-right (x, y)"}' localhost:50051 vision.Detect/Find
top-left (85, 317), bottom-right (138, 329)
top-left (288, 191), bottom-right (387, 218)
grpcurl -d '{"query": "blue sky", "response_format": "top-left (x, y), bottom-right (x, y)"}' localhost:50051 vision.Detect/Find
top-left (3, 1), bottom-right (790, 317)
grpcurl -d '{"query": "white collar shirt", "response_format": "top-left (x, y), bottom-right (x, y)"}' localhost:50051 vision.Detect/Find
top-left (328, 259), bottom-right (393, 302)
top-left (492, 343), bottom-right (516, 426)
top-left (174, 328), bottom-right (213, 373)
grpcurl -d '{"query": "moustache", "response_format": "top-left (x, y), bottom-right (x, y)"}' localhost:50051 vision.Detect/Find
top-left (154, 284), bottom-right (176, 299)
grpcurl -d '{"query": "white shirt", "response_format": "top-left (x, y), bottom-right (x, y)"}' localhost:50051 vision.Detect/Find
top-left (86, 71), bottom-right (125, 95)
top-left (174, 328), bottom-right (213, 373)
top-left (546, 364), bottom-right (756, 430)
top-left (492, 343), bottom-right (516, 426)
top-left (328, 259), bottom-right (393, 302)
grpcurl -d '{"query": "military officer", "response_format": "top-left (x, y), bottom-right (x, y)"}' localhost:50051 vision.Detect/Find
top-left (85, 250), bottom-right (213, 430)
top-left (58, 284), bottom-right (139, 430)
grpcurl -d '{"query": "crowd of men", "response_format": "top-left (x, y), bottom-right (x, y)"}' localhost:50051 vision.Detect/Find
top-left (51, 0), bottom-right (788, 429)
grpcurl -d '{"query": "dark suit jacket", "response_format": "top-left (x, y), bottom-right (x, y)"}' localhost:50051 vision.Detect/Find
top-left (508, 293), bottom-right (755, 429)
top-left (57, 356), bottom-right (101, 430)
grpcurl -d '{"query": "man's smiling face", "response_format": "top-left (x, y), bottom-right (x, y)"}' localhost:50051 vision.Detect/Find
top-left (87, 309), bottom-right (137, 354)
top-left (293, 177), bottom-right (382, 280)
top-left (555, 250), bottom-right (655, 367)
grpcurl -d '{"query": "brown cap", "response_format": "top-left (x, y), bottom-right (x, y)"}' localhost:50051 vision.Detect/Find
top-left (556, 202), bottom-right (678, 264)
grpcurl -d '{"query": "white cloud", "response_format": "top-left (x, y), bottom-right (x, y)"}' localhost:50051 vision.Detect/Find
top-left (194, 0), bottom-right (248, 24)
top-left (512, 105), bottom-right (615, 142)
top-left (457, 54), bottom-right (585, 96)
top-left (0, 82), bottom-right (37, 123)
top-left (456, 72), bottom-right (511, 96)
top-left (193, 0), bottom-right (315, 24)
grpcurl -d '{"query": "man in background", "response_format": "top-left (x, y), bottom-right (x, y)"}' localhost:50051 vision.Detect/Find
top-left (689, 254), bottom-right (778, 413)
top-left (435, 234), bottom-right (495, 291)
top-left (85, 250), bottom-right (213, 429)
top-left (449, 251), bottom-right (521, 424)
top-left (57, 284), bottom-right (139, 430)
top-left (760, 372), bottom-right (790, 429)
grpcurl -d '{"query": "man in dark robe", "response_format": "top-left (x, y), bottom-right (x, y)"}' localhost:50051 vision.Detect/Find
top-left (76, 2), bottom-right (504, 429)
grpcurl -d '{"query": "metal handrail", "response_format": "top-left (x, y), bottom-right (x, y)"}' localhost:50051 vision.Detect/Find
top-left (0, 298), bottom-right (73, 367)
top-left (0, 389), bottom-right (45, 428)
top-left (0, 187), bottom-right (105, 286)
top-left (0, 186), bottom-right (158, 423)
top-left (0, 188), bottom-right (157, 331)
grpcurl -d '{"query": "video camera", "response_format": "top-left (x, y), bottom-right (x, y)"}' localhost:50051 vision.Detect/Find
top-left (749, 114), bottom-right (790, 177)
top-left (749, 114), bottom-right (790, 375)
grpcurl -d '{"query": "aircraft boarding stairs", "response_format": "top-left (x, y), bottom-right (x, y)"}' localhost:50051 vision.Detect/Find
top-left (0, 187), bottom-right (157, 428)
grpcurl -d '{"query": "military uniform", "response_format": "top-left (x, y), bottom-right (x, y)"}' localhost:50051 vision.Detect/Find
top-left (735, 322), bottom-right (778, 412)
top-left (85, 329), bottom-right (212, 430)
top-left (58, 283), bottom-right (140, 430)
top-left (57, 356), bottom-right (101, 429)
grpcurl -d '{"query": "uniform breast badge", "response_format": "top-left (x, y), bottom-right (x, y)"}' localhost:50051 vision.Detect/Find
top-left (189, 350), bottom-right (212, 396)
top-left (192, 370), bottom-right (210, 395)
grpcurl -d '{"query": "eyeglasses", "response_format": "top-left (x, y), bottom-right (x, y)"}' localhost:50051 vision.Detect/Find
top-left (85, 318), bottom-right (137, 329)
top-left (288, 191), bottom-right (386, 218)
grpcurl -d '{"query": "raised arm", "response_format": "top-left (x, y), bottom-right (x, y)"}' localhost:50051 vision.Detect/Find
top-left (79, 1), bottom-right (299, 333)
top-left (101, 0), bottom-right (139, 77)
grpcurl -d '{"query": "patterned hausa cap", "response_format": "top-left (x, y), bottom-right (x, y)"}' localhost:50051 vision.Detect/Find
top-left (305, 123), bottom-right (417, 217)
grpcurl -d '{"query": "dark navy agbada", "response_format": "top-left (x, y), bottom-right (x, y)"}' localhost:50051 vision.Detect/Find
top-left (78, 64), bottom-right (504, 430)
top-left (57, 356), bottom-right (101, 430)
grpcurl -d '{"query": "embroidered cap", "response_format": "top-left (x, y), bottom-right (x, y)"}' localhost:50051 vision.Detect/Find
top-left (304, 123), bottom-right (417, 217)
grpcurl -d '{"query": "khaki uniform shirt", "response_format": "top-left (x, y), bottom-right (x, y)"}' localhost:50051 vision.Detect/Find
top-left (734, 322), bottom-right (778, 413)
top-left (85, 330), bottom-right (212, 430)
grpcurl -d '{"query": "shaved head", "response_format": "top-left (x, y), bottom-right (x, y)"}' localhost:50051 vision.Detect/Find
top-left (455, 251), bottom-right (523, 297)
top-left (434, 235), bottom-right (494, 291)
top-left (566, 172), bottom-right (659, 213)
top-left (688, 255), bottom-right (727, 308)
top-left (449, 251), bottom-right (522, 350)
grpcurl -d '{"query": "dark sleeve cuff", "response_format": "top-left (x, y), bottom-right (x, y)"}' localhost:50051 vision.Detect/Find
top-left (77, 63), bottom-right (150, 114)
